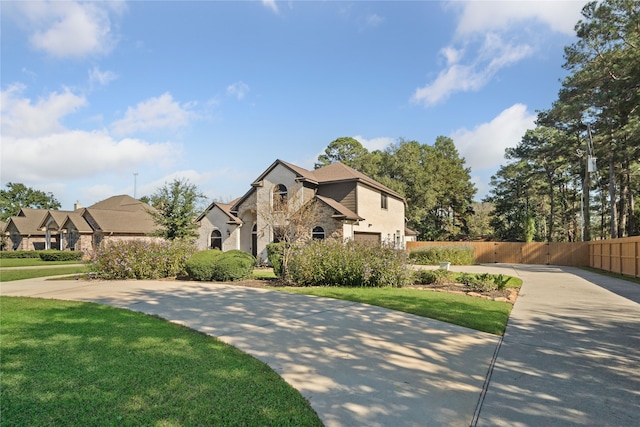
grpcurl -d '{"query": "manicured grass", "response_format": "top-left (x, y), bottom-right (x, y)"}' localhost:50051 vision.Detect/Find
top-left (0, 266), bottom-right (90, 282)
top-left (0, 258), bottom-right (81, 268)
top-left (0, 297), bottom-right (322, 427)
top-left (271, 286), bottom-right (513, 335)
top-left (252, 268), bottom-right (277, 280)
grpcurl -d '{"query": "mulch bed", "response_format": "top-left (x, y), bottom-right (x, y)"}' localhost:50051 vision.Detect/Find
top-left (231, 278), bottom-right (519, 304)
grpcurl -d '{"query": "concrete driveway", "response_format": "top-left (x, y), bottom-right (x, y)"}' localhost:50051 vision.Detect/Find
top-left (2, 264), bottom-right (639, 426)
top-left (1, 276), bottom-right (499, 427)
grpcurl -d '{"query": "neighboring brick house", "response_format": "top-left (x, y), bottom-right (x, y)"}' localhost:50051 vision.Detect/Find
top-left (196, 160), bottom-right (410, 262)
top-left (2, 195), bottom-right (160, 254)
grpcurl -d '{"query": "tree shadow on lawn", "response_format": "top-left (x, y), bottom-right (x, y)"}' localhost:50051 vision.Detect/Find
top-left (25, 281), bottom-right (503, 427)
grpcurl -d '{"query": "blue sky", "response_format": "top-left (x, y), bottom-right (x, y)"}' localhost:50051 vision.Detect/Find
top-left (1, 0), bottom-right (586, 210)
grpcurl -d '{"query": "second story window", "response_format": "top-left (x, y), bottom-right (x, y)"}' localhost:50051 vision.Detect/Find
top-left (381, 193), bottom-right (388, 210)
top-left (273, 184), bottom-right (288, 210)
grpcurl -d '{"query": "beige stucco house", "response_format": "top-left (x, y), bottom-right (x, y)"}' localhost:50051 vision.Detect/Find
top-left (3, 195), bottom-right (160, 255)
top-left (196, 160), bottom-right (410, 262)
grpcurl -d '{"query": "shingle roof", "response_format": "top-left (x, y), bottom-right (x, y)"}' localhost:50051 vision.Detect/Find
top-left (228, 159), bottom-right (405, 217)
top-left (313, 162), bottom-right (404, 201)
top-left (88, 194), bottom-right (148, 212)
top-left (84, 208), bottom-right (158, 234)
top-left (196, 200), bottom-right (241, 224)
top-left (315, 195), bottom-right (364, 221)
top-left (59, 211), bottom-right (94, 233)
top-left (6, 209), bottom-right (48, 235)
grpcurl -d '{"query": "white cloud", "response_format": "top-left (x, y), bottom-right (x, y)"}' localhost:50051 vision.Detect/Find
top-left (451, 103), bottom-right (536, 172)
top-left (110, 92), bottom-right (196, 136)
top-left (1, 83), bottom-right (87, 137)
top-left (1, 131), bottom-right (179, 183)
top-left (454, 0), bottom-right (584, 37)
top-left (0, 85), bottom-right (181, 186)
top-left (412, 34), bottom-right (533, 107)
top-left (89, 66), bottom-right (118, 86)
top-left (9, 0), bottom-right (124, 58)
top-left (262, 0), bottom-right (279, 14)
top-left (412, 0), bottom-right (583, 107)
top-left (226, 81), bottom-right (250, 101)
top-left (354, 135), bottom-right (394, 151)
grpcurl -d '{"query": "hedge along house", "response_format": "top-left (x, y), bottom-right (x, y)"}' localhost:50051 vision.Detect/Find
top-left (3, 195), bottom-right (161, 255)
top-left (196, 159), bottom-right (408, 262)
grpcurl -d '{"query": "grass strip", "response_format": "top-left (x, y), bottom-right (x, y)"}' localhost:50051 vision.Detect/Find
top-left (271, 286), bottom-right (513, 335)
top-left (0, 259), bottom-right (82, 268)
top-left (0, 296), bottom-right (321, 427)
top-left (0, 266), bottom-right (90, 282)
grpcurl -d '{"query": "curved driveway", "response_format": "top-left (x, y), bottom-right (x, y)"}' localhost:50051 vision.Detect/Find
top-left (2, 264), bottom-right (639, 426)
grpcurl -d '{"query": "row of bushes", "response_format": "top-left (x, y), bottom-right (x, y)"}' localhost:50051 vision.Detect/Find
top-left (184, 250), bottom-right (255, 282)
top-left (269, 240), bottom-right (414, 288)
top-left (414, 269), bottom-right (511, 291)
top-left (91, 240), bottom-right (196, 280)
top-left (0, 250), bottom-right (83, 261)
top-left (409, 245), bottom-right (474, 265)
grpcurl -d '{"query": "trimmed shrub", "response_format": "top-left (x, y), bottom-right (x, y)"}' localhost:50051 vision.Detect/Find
top-left (287, 240), bottom-right (413, 288)
top-left (0, 251), bottom-right (41, 259)
top-left (92, 239), bottom-right (197, 280)
top-left (211, 252), bottom-right (255, 282)
top-left (184, 250), bottom-right (224, 281)
top-left (39, 250), bottom-right (83, 262)
top-left (409, 245), bottom-right (474, 265)
top-left (185, 250), bottom-right (256, 282)
top-left (266, 243), bottom-right (284, 277)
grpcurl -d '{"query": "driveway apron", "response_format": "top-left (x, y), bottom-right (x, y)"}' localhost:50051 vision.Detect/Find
top-left (470, 265), bottom-right (640, 427)
top-left (1, 278), bottom-right (499, 427)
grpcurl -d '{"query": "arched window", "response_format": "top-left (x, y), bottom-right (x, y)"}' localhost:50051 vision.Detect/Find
top-left (312, 226), bottom-right (325, 240)
top-left (273, 184), bottom-right (288, 210)
top-left (210, 230), bottom-right (222, 250)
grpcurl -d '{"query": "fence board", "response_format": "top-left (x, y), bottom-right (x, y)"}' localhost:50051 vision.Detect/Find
top-left (589, 236), bottom-right (640, 278)
top-left (407, 241), bottom-right (589, 268)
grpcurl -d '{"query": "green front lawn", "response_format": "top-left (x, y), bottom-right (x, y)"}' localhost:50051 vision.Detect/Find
top-left (272, 286), bottom-right (513, 335)
top-left (0, 297), bottom-right (322, 427)
top-left (0, 266), bottom-right (90, 282)
top-left (0, 258), bottom-right (82, 268)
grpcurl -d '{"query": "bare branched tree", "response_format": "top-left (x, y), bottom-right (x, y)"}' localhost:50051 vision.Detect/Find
top-left (258, 193), bottom-right (324, 281)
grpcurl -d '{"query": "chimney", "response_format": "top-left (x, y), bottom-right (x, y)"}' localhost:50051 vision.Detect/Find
top-left (74, 201), bottom-right (82, 210)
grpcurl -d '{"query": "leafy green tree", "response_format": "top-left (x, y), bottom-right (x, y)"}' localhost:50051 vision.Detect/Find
top-left (489, 0), bottom-right (639, 240)
top-left (485, 161), bottom-right (536, 242)
top-left (147, 178), bottom-right (206, 241)
top-left (0, 182), bottom-right (61, 221)
top-left (314, 137), bottom-right (370, 170)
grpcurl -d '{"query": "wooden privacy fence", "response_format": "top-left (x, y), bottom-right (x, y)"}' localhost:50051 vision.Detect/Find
top-left (590, 236), bottom-right (640, 278)
top-left (407, 238), bottom-right (640, 279)
top-left (407, 241), bottom-right (590, 266)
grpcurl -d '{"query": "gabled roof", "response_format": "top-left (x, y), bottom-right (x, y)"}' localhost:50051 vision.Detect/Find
top-left (315, 195), bottom-right (364, 222)
top-left (251, 159), bottom-right (319, 187)
top-left (38, 210), bottom-right (76, 230)
top-left (59, 211), bottom-right (94, 233)
top-left (196, 199), bottom-right (242, 224)
top-left (5, 209), bottom-right (48, 235)
top-left (87, 194), bottom-right (148, 212)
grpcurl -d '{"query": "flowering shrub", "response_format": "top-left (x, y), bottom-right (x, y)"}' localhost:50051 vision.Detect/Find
top-left (91, 239), bottom-right (197, 280)
top-left (287, 240), bottom-right (413, 288)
